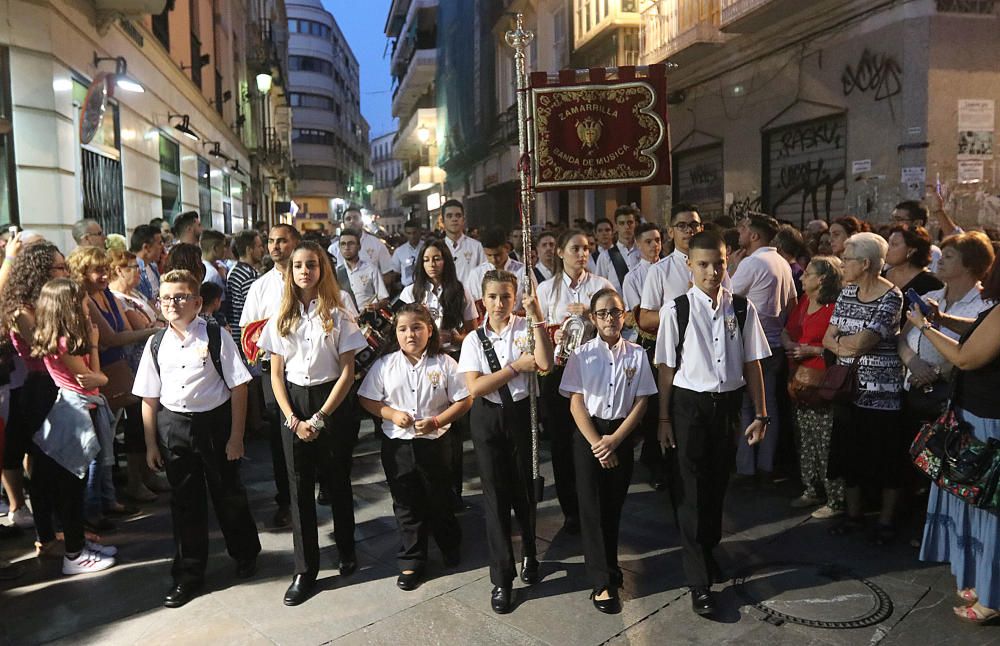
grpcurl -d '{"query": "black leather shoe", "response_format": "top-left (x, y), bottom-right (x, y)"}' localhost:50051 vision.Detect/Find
top-left (690, 586), bottom-right (714, 616)
top-left (164, 581), bottom-right (203, 608)
top-left (284, 573), bottom-right (316, 606)
top-left (271, 506), bottom-right (291, 529)
top-left (591, 588), bottom-right (621, 614)
top-left (396, 570), bottom-right (422, 591)
top-left (491, 585), bottom-right (513, 614)
top-left (339, 556), bottom-right (357, 577)
top-left (562, 516), bottom-right (581, 535)
top-left (520, 556), bottom-right (539, 584)
top-left (235, 556), bottom-right (257, 579)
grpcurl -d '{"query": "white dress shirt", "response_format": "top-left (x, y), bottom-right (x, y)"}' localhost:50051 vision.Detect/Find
top-left (537, 271), bottom-right (615, 324)
top-left (329, 231), bottom-right (393, 274)
top-left (343, 259), bottom-right (389, 308)
top-left (467, 257), bottom-right (526, 302)
top-left (622, 258), bottom-right (654, 311)
top-left (559, 336), bottom-right (657, 420)
top-left (640, 250), bottom-right (733, 314)
top-left (239, 268), bottom-right (285, 327)
top-left (359, 351), bottom-right (469, 440)
top-left (729, 246), bottom-right (797, 348)
top-left (535, 263), bottom-right (555, 281)
top-left (595, 240), bottom-right (642, 293)
top-left (457, 316), bottom-right (534, 405)
top-left (654, 287), bottom-right (771, 393)
top-left (390, 242), bottom-right (423, 287)
top-left (399, 283), bottom-right (477, 329)
top-left (133, 317), bottom-right (252, 413)
top-left (445, 234), bottom-right (486, 285)
top-left (256, 303), bottom-right (368, 387)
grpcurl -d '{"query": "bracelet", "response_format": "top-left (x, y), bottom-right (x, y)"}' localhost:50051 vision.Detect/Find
top-left (284, 414), bottom-right (298, 430)
top-left (509, 364), bottom-right (519, 377)
top-left (920, 320), bottom-right (933, 332)
top-left (531, 320), bottom-right (547, 329)
top-left (432, 416), bottom-right (441, 430)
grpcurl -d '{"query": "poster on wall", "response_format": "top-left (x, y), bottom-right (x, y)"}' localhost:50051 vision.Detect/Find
top-left (958, 99), bottom-right (994, 160)
top-left (957, 160), bottom-right (985, 184)
top-left (901, 166), bottom-right (926, 199)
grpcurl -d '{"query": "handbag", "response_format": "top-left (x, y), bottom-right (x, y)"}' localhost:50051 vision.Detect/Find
top-left (817, 361), bottom-right (859, 404)
top-left (788, 363), bottom-right (826, 406)
top-left (100, 359), bottom-right (140, 411)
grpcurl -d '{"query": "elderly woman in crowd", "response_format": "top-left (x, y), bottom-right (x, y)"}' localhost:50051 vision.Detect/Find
top-left (782, 256), bottom-right (844, 519)
top-left (822, 232), bottom-right (904, 543)
top-left (884, 225), bottom-right (944, 314)
top-left (908, 256), bottom-right (1000, 625)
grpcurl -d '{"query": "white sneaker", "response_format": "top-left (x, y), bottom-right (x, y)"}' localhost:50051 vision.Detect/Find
top-left (85, 540), bottom-right (118, 557)
top-left (10, 507), bottom-right (34, 529)
top-left (62, 548), bottom-right (116, 575)
top-left (811, 504), bottom-right (845, 519)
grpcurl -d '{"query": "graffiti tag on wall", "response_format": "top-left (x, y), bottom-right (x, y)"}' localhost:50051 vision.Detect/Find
top-left (841, 49), bottom-right (902, 103)
top-left (766, 115), bottom-right (848, 225)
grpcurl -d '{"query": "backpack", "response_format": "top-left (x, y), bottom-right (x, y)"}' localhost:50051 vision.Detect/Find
top-left (673, 293), bottom-right (748, 368)
top-left (149, 323), bottom-right (226, 384)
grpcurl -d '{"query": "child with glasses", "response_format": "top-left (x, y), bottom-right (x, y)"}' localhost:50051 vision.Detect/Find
top-left (559, 288), bottom-right (656, 615)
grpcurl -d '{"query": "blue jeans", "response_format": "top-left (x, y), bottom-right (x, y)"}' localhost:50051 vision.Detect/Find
top-left (85, 458), bottom-right (116, 519)
top-left (737, 347), bottom-right (783, 475)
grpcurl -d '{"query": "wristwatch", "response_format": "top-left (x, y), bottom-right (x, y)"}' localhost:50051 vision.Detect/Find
top-left (754, 415), bottom-right (771, 425)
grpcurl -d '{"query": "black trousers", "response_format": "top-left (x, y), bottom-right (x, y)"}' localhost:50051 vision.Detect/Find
top-left (158, 401), bottom-right (261, 585)
top-left (670, 387), bottom-right (742, 588)
top-left (283, 381), bottom-right (359, 576)
top-left (540, 368), bottom-right (578, 522)
top-left (445, 412), bottom-right (469, 498)
top-left (574, 418), bottom-right (634, 591)
top-left (260, 366), bottom-right (290, 508)
top-left (381, 435), bottom-right (461, 571)
top-left (31, 449), bottom-right (86, 554)
top-left (470, 398), bottom-right (537, 587)
top-left (637, 392), bottom-right (662, 474)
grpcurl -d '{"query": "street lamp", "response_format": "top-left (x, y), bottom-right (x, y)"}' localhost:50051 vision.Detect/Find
top-left (256, 72), bottom-right (273, 95)
top-left (416, 125), bottom-right (430, 144)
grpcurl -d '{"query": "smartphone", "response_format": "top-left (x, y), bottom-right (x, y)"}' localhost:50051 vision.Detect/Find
top-left (7, 225), bottom-right (16, 237)
top-left (907, 288), bottom-right (932, 317)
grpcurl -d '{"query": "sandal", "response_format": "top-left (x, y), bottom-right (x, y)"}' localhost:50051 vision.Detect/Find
top-left (953, 603), bottom-right (1000, 625)
top-left (957, 588), bottom-right (979, 606)
top-left (869, 523), bottom-right (896, 546)
top-left (828, 517), bottom-right (865, 536)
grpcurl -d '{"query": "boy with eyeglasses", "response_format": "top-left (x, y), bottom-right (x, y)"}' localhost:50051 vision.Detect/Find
top-left (133, 269), bottom-right (260, 609)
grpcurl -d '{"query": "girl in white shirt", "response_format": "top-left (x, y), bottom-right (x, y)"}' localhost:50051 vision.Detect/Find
top-left (535, 229), bottom-right (614, 533)
top-left (257, 241), bottom-right (369, 606)
top-left (359, 303), bottom-right (472, 591)
top-left (560, 288), bottom-right (657, 614)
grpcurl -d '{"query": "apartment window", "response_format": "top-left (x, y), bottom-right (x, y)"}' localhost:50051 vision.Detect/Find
top-left (292, 128), bottom-right (335, 145)
top-left (75, 78), bottom-right (124, 235)
top-left (288, 19), bottom-right (331, 39)
top-left (159, 133), bottom-right (181, 222)
top-left (622, 0), bottom-right (638, 12)
top-left (152, 6), bottom-right (170, 49)
top-left (197, 156), bottom-right (211, 226)
top-left (297, 165), bottom-right (338, 181)
top-left (222, 173), bottom-right (232, 234)
top-left (190, 33), bottom-right (203, 89)
top-left (0, 48), bottom-right (17, 226)
top-left (288, 93), bottom-right (335, 110)
top-left (288, 56), bottom-right (333, 75)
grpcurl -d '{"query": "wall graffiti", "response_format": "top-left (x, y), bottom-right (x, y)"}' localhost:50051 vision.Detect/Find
top-left (727, 194), bottom-right (763, 220)
top-left (771, 158), bottom-right (847, 224)
top-left (841, 49), bottom-right (902, 102)
top-left (776, 121), bottom-right (845, 160)
top-left (766, 115), bottom-right (848, 226)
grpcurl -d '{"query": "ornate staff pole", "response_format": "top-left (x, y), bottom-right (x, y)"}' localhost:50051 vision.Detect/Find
top-left (505, 13), bottom-right (544, 500)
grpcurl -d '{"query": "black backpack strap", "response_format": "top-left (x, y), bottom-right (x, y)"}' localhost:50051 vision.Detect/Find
top-left (532, 265), bottom-right (545, 285)
top-left (149, 328), bottom-right (167, 375)
top-left (732, 294), bottom-right (748, 341)
top-left (673, 294), bottom-right (690, 369)
top-left (336, 265), bottom-right (359, 312)
top-left (207, 323), bottom-right (226, 385)
top-left (476, 327), bottom-right (515, 408)
top-left (606, 245), bottom-right (629, 288)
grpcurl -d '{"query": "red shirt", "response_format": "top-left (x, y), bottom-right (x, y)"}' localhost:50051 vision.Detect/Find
top-left (784, 295), bottom-right (834, 370)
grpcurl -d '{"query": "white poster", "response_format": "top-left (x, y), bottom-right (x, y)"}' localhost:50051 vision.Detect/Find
top-left (958, 99), bottom-right (995, 131)
top-left (959, 131), bottom-right (994, 160)
top-left (851, 159), bottom-right (872, 175)
top-left (957, 160), bottom-right (985, 183)
top-left (901, 166), bottom-right (926, 199)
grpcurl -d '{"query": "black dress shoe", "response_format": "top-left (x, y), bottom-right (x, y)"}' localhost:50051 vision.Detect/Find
top-left (164, 581), bottom-right (203, 608)
top-left (562, 516), bottom-right (581, 535)
top-left (235, 556), bottom-right (257, 579)
top-left (690, 586), bottom-right (714, 616)
top-left (520, 556), bottom-right (539, 584)
top-left (283, 573), bottom-right (316, 606)
top-left (491, 585), bottom-right (513, 614)
top-left (339, 557), bottom-right (357, 577)
top-left (271, 506), bottom-right (291, 529)
top-left (591, 588), bottom-right (621, 614)
top-left (396, 570), bottom-right (422, 591)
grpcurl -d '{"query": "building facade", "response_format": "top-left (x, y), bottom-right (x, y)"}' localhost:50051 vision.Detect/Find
top-left (0, 0), bottom-right (293, 250)
top-left (371, 130), bottom-right (404, 233)
top-left (286, 0), bottom-right (369, 228)
top-left (641, 0), bottom-right (1000, 228)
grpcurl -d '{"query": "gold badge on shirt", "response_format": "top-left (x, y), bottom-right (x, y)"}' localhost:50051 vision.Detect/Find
top-left (624, 364), bottom-right (637, 385)
top-left (427, 369), bottom-right (442, 388)
top-left (359, 274), bottom-right (371, 286)
top-left (725, 313), bottom-right (738, 339)
top-left (513, 333), bottom-right (530, 353)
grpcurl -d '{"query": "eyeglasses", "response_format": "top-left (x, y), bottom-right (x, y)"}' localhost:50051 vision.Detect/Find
top-left (671, 221), bottom-right (702, 233)
top-left (841, 256), bottom-right (862, 263)
top-left (161, 294), bottom-right (196, 306)
top-left (594, 308), bottom-right (625, 320)
top-left (126, 264), bottom-right (140, 270)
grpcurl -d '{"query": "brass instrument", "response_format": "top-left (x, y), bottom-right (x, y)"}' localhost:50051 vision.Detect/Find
top-left (554, 314), bottom-right (589, 366)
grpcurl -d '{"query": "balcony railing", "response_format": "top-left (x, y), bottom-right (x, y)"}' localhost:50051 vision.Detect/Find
top-left (575, 0), bottom-right (646, 51)
top-left (641, 0), bottom-right (726, 65)
top-left (720, 0), bottom-right (806, 32)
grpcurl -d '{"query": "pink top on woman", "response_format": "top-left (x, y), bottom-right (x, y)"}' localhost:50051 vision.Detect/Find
top-left (43, 337), bottom-right (99, 396)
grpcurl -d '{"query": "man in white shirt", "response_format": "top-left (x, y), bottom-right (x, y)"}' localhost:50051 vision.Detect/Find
top-left (596, 205), bottom-right (642, 293)
top-left (239, 224), bottom-right (300, 528)
top-left (442, 200), bottom-right (486, 284)
top-left (654, 231), bottom-right (771, 617)
top-left (328, 206), bottom-right (393, 280)
top-left (729, 214), bottom-right (797, 480)
top-left (588, 218), bottom-right (614, 273)
top-left (468, 227), bottom-right (526, 302)
top-left (533, 231), bottom-right (557, 283)
top-left (336, 228), bottom-right (389, 312)
top-left (130, 224), bottom-right (163, 302)
top-left (390, 219), bottom-right (424, 289)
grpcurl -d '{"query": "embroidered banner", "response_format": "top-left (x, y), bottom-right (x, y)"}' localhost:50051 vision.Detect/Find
top-left (529, 66), bottom-right (671, 191)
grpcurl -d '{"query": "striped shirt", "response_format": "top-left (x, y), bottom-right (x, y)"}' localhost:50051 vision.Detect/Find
top-left (226, 261), bottom-right (259, 349)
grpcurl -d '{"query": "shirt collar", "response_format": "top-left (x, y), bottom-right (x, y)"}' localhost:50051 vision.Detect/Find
top-left (616, 240), bottom-right (635, 254)
top-left (447, 234), bottom-right (466, 249)
top-left (169, 315), bottom-right (205, 339)
top-left (689, 285), bottom-right (726, 311)
top-left (562, 270), bottom-right (589, 288)
top-left (751, 246), bottom-right (777, 258)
